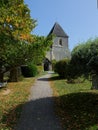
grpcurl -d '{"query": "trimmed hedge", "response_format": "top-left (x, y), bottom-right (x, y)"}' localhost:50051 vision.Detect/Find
top-left (54, 59), bottom-right (70, 78)
top-left (21, 63), bottom-right (38, 77)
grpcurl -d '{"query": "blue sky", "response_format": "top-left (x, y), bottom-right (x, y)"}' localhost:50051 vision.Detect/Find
top-left (24, 0), bottom-right (98, 50)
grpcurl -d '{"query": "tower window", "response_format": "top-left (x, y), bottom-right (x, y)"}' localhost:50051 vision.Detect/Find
top-left (59, 39), bottom-right (62, 46)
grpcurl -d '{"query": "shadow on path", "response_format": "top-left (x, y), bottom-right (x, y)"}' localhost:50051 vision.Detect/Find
top-left (15, 74), bottom-right (63, 130)
top-left (37, 77), bottom-right (49, 81)
top-left (15, 97), bottom-right (62, 130)
top-left (37, 75), bottom-right (61, 82)
top-left (1, 74), bottom-right (98, 130)
top-left (1, 93), bottom-right (98, 130)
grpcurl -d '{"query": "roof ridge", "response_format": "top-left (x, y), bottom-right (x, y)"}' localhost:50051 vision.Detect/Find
top-left (48, 22), bottom-right (68, 38)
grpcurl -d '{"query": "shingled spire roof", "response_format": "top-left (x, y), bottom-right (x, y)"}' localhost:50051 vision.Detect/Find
top-left (48, 22), bottom-right (68, 38)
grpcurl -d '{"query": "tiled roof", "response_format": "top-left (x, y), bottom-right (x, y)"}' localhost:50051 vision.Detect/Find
top-left (48, 22), bottom-right (68, 38)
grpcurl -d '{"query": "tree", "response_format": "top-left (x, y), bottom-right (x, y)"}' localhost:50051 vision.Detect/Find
top-left (7, 42), bottom-right (36, 81)
top-left (31, 35), bottom-right (53, 65)
top-left (71, 38), bottom-right (98, 89)
top-left (0, 0), bottom-right (36, 42)
top-left (0, 0), bottom-right (36, 82)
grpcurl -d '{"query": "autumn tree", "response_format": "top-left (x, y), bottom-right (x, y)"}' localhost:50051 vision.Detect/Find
top-left (0, 0), bottom-right (36, 82)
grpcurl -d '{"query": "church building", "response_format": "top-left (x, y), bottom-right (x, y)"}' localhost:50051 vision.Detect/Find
top-left (44, 22), bottom-right (70, 71)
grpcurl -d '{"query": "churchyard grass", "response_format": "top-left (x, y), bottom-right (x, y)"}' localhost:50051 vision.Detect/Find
top-left (50, 74), bottom-right (98, 130)
top-left (0, 77), bottom-right (35, 130)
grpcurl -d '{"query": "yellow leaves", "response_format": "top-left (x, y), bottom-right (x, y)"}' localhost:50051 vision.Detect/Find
top-left (18, 3), bottom-right (24, 8)
top-left (20, 33), bottom-right (33, 42)
top-left (20, 33), bottom-right (29, 40)
top-left (6, 17), bottom-right (11, 23)
top-left (12, 29), bottom-right (33, 42)
top-left (15, 23), bottom-right (19, 28)
top-left (0, 77), bottom-right (35, 129)
top-left (0, 0), bottom-right (36, 44)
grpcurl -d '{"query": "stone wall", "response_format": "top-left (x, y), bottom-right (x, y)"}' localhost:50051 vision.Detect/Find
top-left (46, 36), bottom-right (70, 61)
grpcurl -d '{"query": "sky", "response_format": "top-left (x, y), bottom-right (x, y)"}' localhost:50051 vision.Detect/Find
top-left (24, 0), bottom-right (98, 50)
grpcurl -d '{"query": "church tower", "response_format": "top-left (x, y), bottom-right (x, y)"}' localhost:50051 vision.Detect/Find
top-left (44, 22), bottom-right (70, 71)
top-left (46, 22), bottom-right (70, 61)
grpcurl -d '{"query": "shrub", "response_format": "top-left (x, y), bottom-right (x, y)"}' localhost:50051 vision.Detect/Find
top-left (52, 59), bottom-right (57, 71)
top-left (21, 63), bottom-right (38, 77)
top-left (54, 59), bottom-right (70, 78)
top-left (37, 65), bottom-right (43, 74)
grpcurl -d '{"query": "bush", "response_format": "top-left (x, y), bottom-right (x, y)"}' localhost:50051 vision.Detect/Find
top-left (21, 63), bottom-right (38, 77)
top-left (54, 58), bottom-right (81, 81)
top-left (52, 60), bottom-right (57, 71)
top-left (37, 65), bottom-right (43, 74)
top-left (54, 59), bottom-right (70, 78)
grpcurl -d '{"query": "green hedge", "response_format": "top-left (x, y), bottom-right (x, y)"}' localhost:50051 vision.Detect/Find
top-left (54, 59), bottom-right (70, 78)
top-left (21, 63), bottom-right (38, 77)
top-left (52, 59), bottom-right (57, 71)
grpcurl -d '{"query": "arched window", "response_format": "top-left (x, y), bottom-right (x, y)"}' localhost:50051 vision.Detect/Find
top-left (59, 39), bottom-right (62, 46)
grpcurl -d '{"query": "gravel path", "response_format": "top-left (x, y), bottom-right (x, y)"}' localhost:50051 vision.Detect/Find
top-left (15, 74), bottom-right (63, 130)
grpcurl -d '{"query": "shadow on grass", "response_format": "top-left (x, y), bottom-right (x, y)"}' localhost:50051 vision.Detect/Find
top-left (1, 92), bottom-right (98, 130)
top-left (49, 75), bottom-right (86, 84)
top-left (56, 92), bottom-right (98, 130)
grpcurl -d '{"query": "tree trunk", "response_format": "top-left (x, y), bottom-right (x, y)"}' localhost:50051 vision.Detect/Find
top-left (91, 74), bottom-right (98, 90)
top-left (0, 72), bottom-right (4, 82)
top-left (10, 67), bottom-right (18, 82)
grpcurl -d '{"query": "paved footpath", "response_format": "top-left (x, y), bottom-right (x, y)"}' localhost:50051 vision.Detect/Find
top-left (15, 74), bottom-right (63, 130)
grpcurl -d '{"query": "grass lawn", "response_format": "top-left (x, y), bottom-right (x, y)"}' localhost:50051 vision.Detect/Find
top-left (0, 77), bottom-right (35, 130)
top-left (50, 74), bottom-right (98, 130)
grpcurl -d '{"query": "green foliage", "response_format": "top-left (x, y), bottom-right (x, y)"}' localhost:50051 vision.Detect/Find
top-left (37, 65), bottom-right (43, 74)
top-left (0, 0), bottom-right (53, 82)
top-left (70, 38), bottom-right (98, 89)
top-left (0, 0), bottom-right (36, 81)
top-left (51, 59), bottom-right (57, 70)
top-left (54, 38), bottom-right (98, 82)
top-left (71, 38), bottom-right (98, 77)
top-left (0, 0), bottom-right (36, 42)
top-left (88, 56), bottom-right (98, 74)
top-left (54, 59), bottom-right (70, 78)
top-left (21, 63), bottom-right (38, 77)
top-left (28, 63), bottom-right (38, 77)
top-left (31, 35), bottom-right (53, 65)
